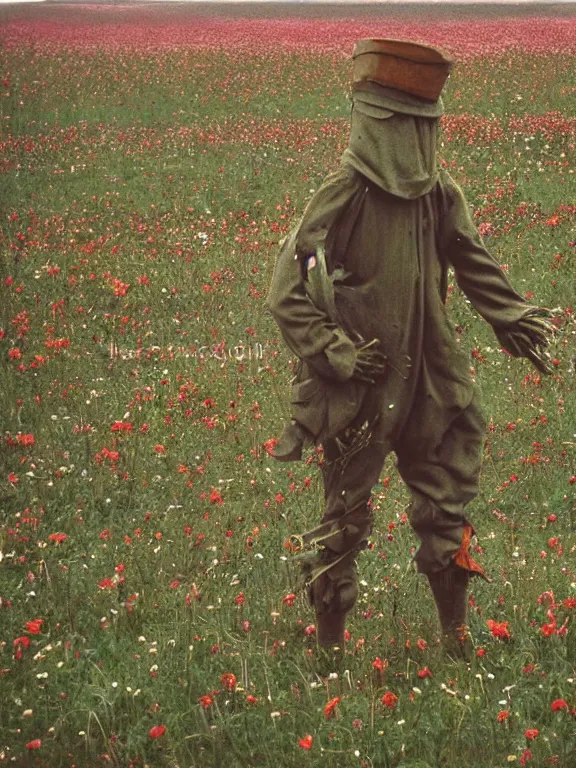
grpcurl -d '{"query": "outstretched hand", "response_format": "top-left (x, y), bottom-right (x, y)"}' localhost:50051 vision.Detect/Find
top-left (496, 311), bottom-right (557, 375)
top-left (353, 338), bottom-right (387, 383)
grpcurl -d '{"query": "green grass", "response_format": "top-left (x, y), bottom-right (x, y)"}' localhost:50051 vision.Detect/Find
top-left (1, 8), bottom-right (576, 768)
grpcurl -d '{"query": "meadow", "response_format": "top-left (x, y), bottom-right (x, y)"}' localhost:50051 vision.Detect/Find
top-left (1, 3), bottom-right (576, 766)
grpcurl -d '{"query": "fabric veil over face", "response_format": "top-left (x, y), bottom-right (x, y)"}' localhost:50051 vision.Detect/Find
top-left (341, 84), bottom-right (440, 200)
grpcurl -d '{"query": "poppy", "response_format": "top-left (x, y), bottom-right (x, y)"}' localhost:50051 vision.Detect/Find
top-left (417, 667), bottom-right (432, 679)
top-left (551, 699), bottom-right (568, 711)
top-left (381, 692), bottom-right (398, 709)
top-left (298, 734), bottom-right (313, 750)
top-left (48, 533), bottom-right (67, 544)
top-left (25, 619), bottom-right (43, 635)
top-left (324, 697), bottom-right (341, 719)
top-left (25, 740), bottom-right (42, 750)
top-left (487, 619), bottom-right (511, 640)
top-left (221, 672), bottom-right (237, 691)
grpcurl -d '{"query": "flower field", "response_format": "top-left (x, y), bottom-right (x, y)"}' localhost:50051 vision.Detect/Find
top-left (1, 3), bottom-right (576, 766)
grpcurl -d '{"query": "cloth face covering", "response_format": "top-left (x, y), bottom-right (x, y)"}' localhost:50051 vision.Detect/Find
top-left (342, 92), bottom-right (439, 200)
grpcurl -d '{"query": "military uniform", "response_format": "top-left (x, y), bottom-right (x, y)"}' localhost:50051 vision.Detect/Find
top-left (266, 40), bottom-right (553, 655)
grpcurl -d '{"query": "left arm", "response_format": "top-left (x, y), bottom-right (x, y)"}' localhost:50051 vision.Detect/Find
top-left (439, 173), bottom-right (554, 372)
top-left (440, 174), bottom-right (533, 329)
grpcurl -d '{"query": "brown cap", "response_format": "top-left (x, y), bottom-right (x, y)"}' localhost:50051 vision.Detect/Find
top-left (352, 39), bottom-right (454, 102)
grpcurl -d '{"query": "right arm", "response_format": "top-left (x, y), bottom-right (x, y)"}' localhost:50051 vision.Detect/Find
top-left (266, 228), bottom-right (358, 382)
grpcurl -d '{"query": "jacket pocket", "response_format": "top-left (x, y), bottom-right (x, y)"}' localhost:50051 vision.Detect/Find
top-left (290, 377), bottom-right (327, 438)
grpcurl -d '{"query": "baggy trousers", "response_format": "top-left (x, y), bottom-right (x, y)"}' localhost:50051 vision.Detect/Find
top-left (302, 388), bottom-right (488, 617)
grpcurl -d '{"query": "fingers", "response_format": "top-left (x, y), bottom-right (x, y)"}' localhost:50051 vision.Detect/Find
top-left (353, 357), bottom-right (386, 383)
top-left (497, 331), bottom-right (525, 357)
top-left (357, 350), bottom-right (387, 366)
top-left (358, 360), bottom-right (387, 373)
top-left (354, 338), bottom-right (381, 353)
top-left (520, 321), bottom-right (552, 341)
top-left (352, 339), bottom-right (387, 383)
top-left (518, 316), bottom-right (556, 343)
top-left (525, 347), bottom-right (553, 375)
top-left (498, 330), bottom-right (553, 374)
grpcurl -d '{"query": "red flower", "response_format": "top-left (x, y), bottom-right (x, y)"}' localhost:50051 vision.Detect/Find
top-left (246, 694), bottom-right (258, 704)
top-left (199, 695), bottom-right (213, 709)
top-left (551, 699), bottom-right (568, 711)
top-left (221, 672), bottom-right (237, 691)
top-left (263, 438), bottom-right (278, 456)
top-left (525, 728), bottom-right (539, 741)
top-left (381, 692), bottom-right (398, 709)
top-left (149, 725), bottom-right (166, 739)
top-left (25, 619), bottom-right (43, 635)
top-left (497, 710), bottom-right (510, 722)
top-left (48, 532), bottom-right (67, 544)
top-left (26, 739), bottom-right (42, 750)
top-left (111, 421), bottom-right (132, 433)
top-left (324, 696), bottom-right (341, 719)
top-left (372, 657), bottom-right (387, 672)
top-left (209, 487), bottom-right (223, 505)
top-left (282, 593), bottom-right (296, 607)
top-left (298, 734), bottom-right (313, 750)
top-left (541, 620), bottom-right (557, 637)
top-left (417, 667), bottom-right (432, 679)
top-left (487, 619), bottom-right (511, 640)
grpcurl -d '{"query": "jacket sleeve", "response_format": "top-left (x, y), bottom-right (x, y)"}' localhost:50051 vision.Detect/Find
top-left (266, 166), bottom-right (363, 382)
top-left (440, 173), bottom-right (537, 329)
top-left (266, 229), bottom-right (357, 382)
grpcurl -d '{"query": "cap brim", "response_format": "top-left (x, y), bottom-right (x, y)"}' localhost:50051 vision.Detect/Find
top-left (353, 82), bottom-right (445, 118)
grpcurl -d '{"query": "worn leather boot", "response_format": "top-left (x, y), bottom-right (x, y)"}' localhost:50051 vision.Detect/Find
top-left (427, 563), bottom-right (472, 661)
top-left (313, 611), bottom-right (346, 678)
top-left (316, 610), bottom-right (347, 649)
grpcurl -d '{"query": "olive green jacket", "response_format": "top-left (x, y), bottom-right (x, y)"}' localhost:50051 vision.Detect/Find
top-left (267, 163), bottom-right (536, 448)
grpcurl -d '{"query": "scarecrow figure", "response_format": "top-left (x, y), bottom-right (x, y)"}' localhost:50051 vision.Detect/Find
top-left (266, 39), bottom-right (554, 658)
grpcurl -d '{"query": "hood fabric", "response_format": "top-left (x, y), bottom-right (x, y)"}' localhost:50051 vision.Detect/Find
top-left (341, 82), bottom-right (440, 200)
